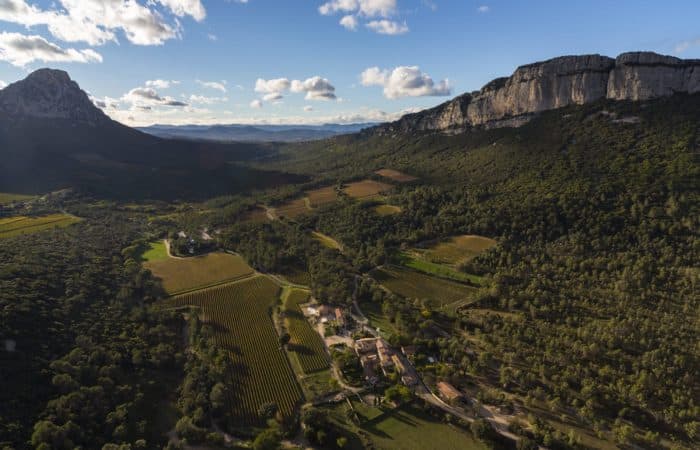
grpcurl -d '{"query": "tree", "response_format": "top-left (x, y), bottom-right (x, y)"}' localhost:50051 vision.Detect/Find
top-left (258, 402), bottom-right (278, 420)
top-left (253, 428), bottom-right (281, 450)
top-left (384, 384), bottom-right (412, 405)
top-left (279, 333), bottom-right (291, 347)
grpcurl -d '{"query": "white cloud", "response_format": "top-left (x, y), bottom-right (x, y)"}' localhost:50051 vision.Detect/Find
top-left (361, 65), bottom-right (450, 99)
top-left (122, 86), bottom-right (188, 107)
top-left (477, 5), bottom-right (489, 13)
top-left (304, 105), bottom-right (313, 112)
top-left (255, 78), bottom-right (291, 94)
top-left (291, 76), bottom-right (337, 100)
top-left (146, 79), bottom-right (179, 89)
top-left (366, 20), bottom-right (408, 35)
top-left (0, 32), bottom-right (102, 67)
top-left (250, 99), bottom-right (263, 109)
top-left (196, 80), bottom-right (227, 92)
top-left (0, 0), bottom-right (205, 47)
top-left (0, 80), bottom-right (6, 89)
top-left (339, 14), bottom-right (358, 30)
top-left (207, 33), bottom-right (218, 41)
top-left (262, 92), bottom-right (283, 102)
top-left (189, 95), bottom-right (228, 104)
top-left (675, 38), bottom-right (700, 53)
top-left (319, 0), bottom-right (396, 17)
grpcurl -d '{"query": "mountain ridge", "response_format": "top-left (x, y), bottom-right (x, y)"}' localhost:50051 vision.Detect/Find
top-left (373, 51), bottom-right (700, 134)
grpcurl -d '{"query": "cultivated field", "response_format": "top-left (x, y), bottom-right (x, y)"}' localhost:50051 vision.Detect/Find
top-left (0, 193), bottom-right (35, 204)
top-left (283, 289), bottom-right (330, 374)
top-left (421, 235), bottom-right (497, 265)
top-left (240, 206), bottom-right (270, 223)
top-left (398, 251), bottom-right (484, 285)
top-left (164, 276), bottom-right (303, 424)
top-left (145, 251), bottom-right (255, 295)
top-left (274, 198), bottom-right (310, 219)
top-left (312, 231), bottom-right (342, 251)
top-left (0, 214), bottom-right (81, 239)
top-left (278, 268), bottom-right (312, 286)
top-left (306, 186), bottom-right (338, 207)
top-left (371, 265), bottom-right (476, 307)
top-left (374, 204), bottom-right (402, 216)
top-left (375, 169), bottom-right (418, 183)
top-left (342, 180), bottom-right (393, 199)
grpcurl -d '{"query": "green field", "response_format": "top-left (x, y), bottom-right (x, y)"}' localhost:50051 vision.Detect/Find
top-left (398, 252), bottom-right (484, 285)
top-left (141, 240), bottom-right (168, 262)
top-left (0, 193), bottom-right (36, 204)
top-left (145, 251), bottom-right (255, 295)
top-left (312, 231), bottom-right (343, 251)
top-left (283, 288), bottom-right (330, 374)
top-left (420, 235), bottom-right (497, 265)
top-left (374, 204), bottom-right (402, 216)
top-left (163, 276), bottom-right (303, 425)
top-left (359, 300), bottom-right (398, 337)
top-left (0, 214), bottom-right (81, 239)
top-left (371, 265), bottom-right (476, 307)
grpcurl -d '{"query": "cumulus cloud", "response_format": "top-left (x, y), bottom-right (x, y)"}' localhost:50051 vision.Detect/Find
top-left (291, 76), bottom-right (337, 100)
top-left (122, 86), bottom-right (188, 107)
top-left (318, 0), bottom-right (407, 34)
top-left (146, 79), bottom-right (179, 89)
top-left (0, 0), bottom-right (205, 47)
top-left (366, 20), bottom-right (408, 35)
top-left (339, 15), bottom-right (358, 30)
top-left (0, 32), bottom-right (102, 67)
top-left (197, 79), bottom-right (228, 92)
top-left (250, 99), bottom-right (263, 109)
top-left (361, 65), bottom-right (450, 99)
top-left (0, 80), bottom-right (7, 89)
top-left (255, 78), bottom-right (292, 95)
top-left (304, 105), bottom-right (313, 112)
top-left (189, 94), bottom-right (228, 104)
top-left (477, 5), bottom-right (490, 13)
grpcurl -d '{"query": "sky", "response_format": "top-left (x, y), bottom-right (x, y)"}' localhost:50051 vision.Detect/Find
top-left (0, 0), bottom-right (699, 126)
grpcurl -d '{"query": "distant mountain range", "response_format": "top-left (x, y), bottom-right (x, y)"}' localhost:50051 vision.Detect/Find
top-left (138, 123), bottom-right (376, 142)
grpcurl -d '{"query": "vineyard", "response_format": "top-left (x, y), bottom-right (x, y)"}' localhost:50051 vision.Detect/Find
top-left (164, 276), bottom-right (303, 425)
top-left (283, 289), bottom-right (330, 374)
top-left (0, 214), bottom-right (81, 239)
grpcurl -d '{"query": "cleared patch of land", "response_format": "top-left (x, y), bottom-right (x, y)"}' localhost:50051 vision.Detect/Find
top-left (306, 186), bottom-right (338, 207)
top-left (399, 251), bottom-right (484, 285)
top-left (275, 198), bottom-right (310, 219)
top-left (0, 193), bottom-right (35, 204)
top-left (240, 206), bottom-right (270, 223)
top-left (312, 231), bottom-right (343, 251)
top-left (163, 276), bottom-right (303, 425)
top-left (141, 240), bottom-right (168, 262)
top-left (371, 265), bottom-right (476, 307)
top-left (145, 252), bottom-right (255, 295)
top-left (343, 180), bottom-right (393, 200)
top-left (374, 204), bottom-right (402, 216)
top-left (0, 214), bottom-right (81, 239)
top-left (283, 288), bottom-right (330, 374)
top-left (421, 235), bottom-right (497, 265)
top-left (375, 169), bottom-right (418, 183)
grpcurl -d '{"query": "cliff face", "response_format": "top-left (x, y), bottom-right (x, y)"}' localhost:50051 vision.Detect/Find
top-left (377, 51), bottom-right (700, 134)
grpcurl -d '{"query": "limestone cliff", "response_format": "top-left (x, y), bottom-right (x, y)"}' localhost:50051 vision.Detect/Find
top-left (376, 51), bottom-right (700, 134)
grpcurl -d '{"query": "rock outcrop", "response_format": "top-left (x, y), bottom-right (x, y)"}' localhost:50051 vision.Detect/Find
top-left (0, 68), bottom-right (109, 125)
top-left (376, 51), bottom-right (700, 134)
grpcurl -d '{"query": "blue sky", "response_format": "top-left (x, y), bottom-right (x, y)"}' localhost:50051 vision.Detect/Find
top-left (0, 0), bottom-right (699, 126)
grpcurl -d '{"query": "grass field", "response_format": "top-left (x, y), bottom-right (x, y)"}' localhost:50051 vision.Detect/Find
top-left (374, 204), bottom-right (402, 216)
top-left (162, 276), bottom-right (303, 425)
top-left (141, 241), bottom-right (168, 262)
top-left (375, 169), bottom-right (418, 183)
top-left (371, 265), bottom-right (476, 307)
top-left (240, 207), bottom-right (270, 223)
top-left (398, 252), bottom-right (484, 285)
top-left (0, 193), bottom-right (36, 204)
top-left (0, 214), bottom-right (81, 239)
top-left (145, 251), bottom-right (255, 295)
top-left (275, 198), bottom-right (310, 219)
top-left (360, 300), bottom-right (398, 337)
top-left (343, 180), bottom-right (393, 199)
top-left (312, 231), bottom-right (343, 251)
top-left (283, 288), bottom-right (330, 374)
top-left (306, 186), bottom-right (338, 207)
top-left (420, 235), bottom-right (497, 265)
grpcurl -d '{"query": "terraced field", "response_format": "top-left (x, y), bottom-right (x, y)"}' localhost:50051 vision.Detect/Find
top-left (342, 180), bottom-right (393, 199)
top-left (283, 289), bottom-right (330, 374)
top-left (371, 265), bottom-right (476, 307)
top-left (163, 276), bottom-right (303, 425)
top-left (420, 235), bottom-right (497, 265)
top-left (145, 251), bottom-right (255, 295)
top-left (0, 214), bottom-right (81, 239)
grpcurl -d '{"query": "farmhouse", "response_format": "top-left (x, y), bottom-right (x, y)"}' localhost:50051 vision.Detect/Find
top-left (401, 345), bottom-right (416, 359)
top-left (437, 381), bottom-right (463, 403)
top-left (376, 339), bottom-right (395, 374)
top-left (335, 307), bottom-right (345, 327)
top-left (355, 337), bottom-right (379, 354)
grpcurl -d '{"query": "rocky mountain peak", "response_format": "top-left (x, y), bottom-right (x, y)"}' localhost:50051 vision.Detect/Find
top-left (0, 68), bottom-right (109, 125)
